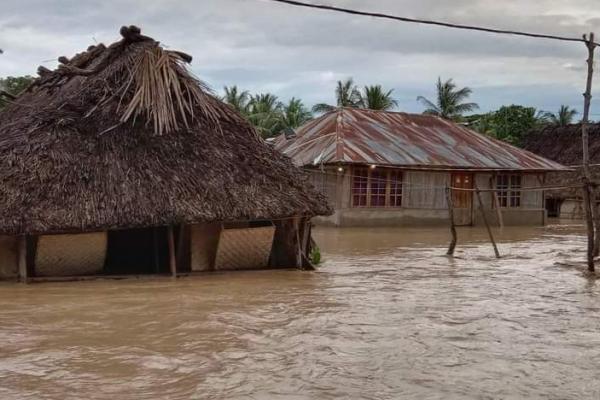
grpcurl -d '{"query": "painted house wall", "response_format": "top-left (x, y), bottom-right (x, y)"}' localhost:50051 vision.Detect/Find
top-left (308, 167), bottom-right (546, 227)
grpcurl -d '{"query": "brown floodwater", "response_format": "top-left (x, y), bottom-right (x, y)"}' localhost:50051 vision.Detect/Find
top-left (1, 222), bottom-right (599, 399)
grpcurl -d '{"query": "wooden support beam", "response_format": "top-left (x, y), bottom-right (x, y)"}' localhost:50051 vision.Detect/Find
top-left (167, 226), bottom-right (177, 278)
top-left (581, 33), bottom-right (596, 272)
top-left (445, 186), bottom-right (457, 256)
top-left (17, 236), bottom-right (27, 283)
top-left (475, 185), bottom-right (500, 258)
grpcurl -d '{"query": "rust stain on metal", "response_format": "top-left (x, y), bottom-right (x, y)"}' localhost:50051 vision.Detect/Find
top-left (274, 108), bottom-right (568, 171)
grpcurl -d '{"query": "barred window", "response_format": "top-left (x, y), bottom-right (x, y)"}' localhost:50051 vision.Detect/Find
top-left (496, 174), bottom-right (521, 208)
top-left (389, 170), bottom-right (403, 207)
top-left (351, 167), bottom-right (403, 208)
top-left (352, 168), bottom-right (369, 207)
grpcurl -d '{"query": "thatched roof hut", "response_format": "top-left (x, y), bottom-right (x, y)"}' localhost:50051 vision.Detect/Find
top-left (0, 26), bottom-right (329, 280)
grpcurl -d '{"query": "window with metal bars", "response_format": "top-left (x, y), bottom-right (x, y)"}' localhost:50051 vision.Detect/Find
top-left (351, 167), bottom-right (403, 208)
top-left (496, 174), bottom-right (521, 208)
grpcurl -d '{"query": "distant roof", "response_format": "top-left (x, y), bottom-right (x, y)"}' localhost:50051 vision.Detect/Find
top-left (275, 108), bottom-right (567, 171)
top-left (523, 123), bottom-right (600, 166)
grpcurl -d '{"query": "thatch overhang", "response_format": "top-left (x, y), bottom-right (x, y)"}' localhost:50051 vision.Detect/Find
top-left (0, 26), bottom-right (330, 235)
top-left (522, 123), bottom-right (600, 199)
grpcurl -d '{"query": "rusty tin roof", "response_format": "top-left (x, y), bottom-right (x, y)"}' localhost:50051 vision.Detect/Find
top-left (274, 108), bottom-right (568, 171)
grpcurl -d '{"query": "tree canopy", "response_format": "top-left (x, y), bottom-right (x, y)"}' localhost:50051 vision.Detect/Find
top-left (0, 75), bottom-right (35, 109)
top-left (417, 77), bottom-right (478, 121)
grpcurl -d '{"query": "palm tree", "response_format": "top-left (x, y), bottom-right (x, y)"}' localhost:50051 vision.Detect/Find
top-left (280, 98), bottom-right (313, 129)
top-left (222, 85), bottom-right (250, 114)
top-left (359, 85), bottom-right (398, 111)
top-left (546, 105), bottom-right (578, 126)
top-left (247, 93), bottom-right (284, 138)
top-left (417, 77), bottom-right (479, 121)
top-left (312, 78), bottom-right (361, 113)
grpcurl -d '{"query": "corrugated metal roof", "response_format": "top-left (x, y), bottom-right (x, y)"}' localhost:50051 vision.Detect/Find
top-left (274, 108), bottom-right (568, 171)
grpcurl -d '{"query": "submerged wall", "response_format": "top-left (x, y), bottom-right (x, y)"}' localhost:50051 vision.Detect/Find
top-left (0, 236), bottom-right (17, 279)
top-left (309, 168), bottom-right (547, 227)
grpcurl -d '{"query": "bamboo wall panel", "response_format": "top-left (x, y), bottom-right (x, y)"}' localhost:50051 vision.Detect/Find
top-left (214, 226), bottom-right (275, 270)
top-left (190, 223), bottom-right (221, 271)
top-left (404, 171), bottom-right (450, 209)
top-left (35, 232), bottom-right (107, 277)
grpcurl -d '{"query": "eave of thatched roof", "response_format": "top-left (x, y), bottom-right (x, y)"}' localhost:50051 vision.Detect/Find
top-left (522, 123), bottom-right (600, 199)
top-left (0, 26), bottom-right (331, 235)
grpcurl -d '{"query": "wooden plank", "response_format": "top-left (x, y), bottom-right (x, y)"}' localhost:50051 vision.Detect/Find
top-left (167, 226), bottom-right (177, 278)
top-left (475, 184), bottom-right (500, 258)
top-left (17, 236), bottom-right (27, 283)
top-left (445, 187), bottom-right (457, 256)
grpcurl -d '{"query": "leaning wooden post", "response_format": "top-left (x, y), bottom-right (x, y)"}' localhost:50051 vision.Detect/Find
top-left (474, 184), bottom-right (500, 258)
top-left (167, 226), bottom-right (177, 278)
top-left (581, 33), bottom-right (596, 271)
top-left (445, 186), bottom-right (457, 256)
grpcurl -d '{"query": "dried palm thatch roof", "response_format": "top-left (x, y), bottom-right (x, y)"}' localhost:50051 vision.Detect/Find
top-left (0, 26), bottom-right (330, 235)
top-left (522, 123), bottom-right (600, 198)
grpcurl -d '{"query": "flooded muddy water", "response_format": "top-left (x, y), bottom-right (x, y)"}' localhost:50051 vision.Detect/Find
top-left (1, 222), bottom-right (599, 399)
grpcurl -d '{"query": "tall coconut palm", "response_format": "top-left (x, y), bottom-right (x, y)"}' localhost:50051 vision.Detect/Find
top-left (417, 77), bottom-right (479, 121)
top-left (546, 105), bottom-right (578, 126)
top-left (280, 98), bottom-right (313, 129)
top-left (312, 78), bottom-right (361, 113)
top-left (247, 93), bottom-right (284, 138)
top-left (222, 85), bottom-right (251, 114)
top-left (359, 85), bottom-right (398, 111)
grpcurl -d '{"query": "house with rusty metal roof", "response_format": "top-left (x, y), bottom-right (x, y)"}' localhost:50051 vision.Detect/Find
top-left (275, 107), bottom-right (568, 227)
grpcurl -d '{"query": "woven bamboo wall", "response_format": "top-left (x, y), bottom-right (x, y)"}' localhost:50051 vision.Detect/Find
top-left (190, 223), bottom-right (221, 271)
top-left (214, 226), bottom-right (275, 270)
top-left (0, 236), bottom-right (17, 279)
top-left (35, 232), bottom-right (107, 277)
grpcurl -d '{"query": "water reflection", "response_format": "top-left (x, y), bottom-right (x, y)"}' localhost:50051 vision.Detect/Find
top-left (0, 222), bottom-right (599, 399)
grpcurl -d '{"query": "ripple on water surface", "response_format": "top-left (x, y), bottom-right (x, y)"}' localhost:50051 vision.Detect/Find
top-left (0, 223), bottom-right (599, 399)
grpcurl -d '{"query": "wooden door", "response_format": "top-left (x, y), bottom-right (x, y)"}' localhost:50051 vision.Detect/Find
top-left (451, 173), bottom-right (473, 225)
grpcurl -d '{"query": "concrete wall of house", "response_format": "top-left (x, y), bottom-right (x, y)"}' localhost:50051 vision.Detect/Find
top-left (310, 167), bottom-right (547, 227)
top-left (560, 199), bottom-right (584, 219)
top-left (0, 236), bottom-right (18, 280)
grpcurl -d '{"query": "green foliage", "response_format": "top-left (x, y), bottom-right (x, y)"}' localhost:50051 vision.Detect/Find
top-left (222, 87), bottom-right (313, 138)
top-left (359, 85), bottom-right (398, 111)
top-left (310, 245), bottom-right (322, 265)
top-left (469, 105), bottom-right (548, 145)
top-left (313, 78), bottom-right (397, 113)
top-left (280, 97), bottom-right (313, 130)
top-left (0, 75), bottom-right (35, 109)
top-left (417, 77), bottom-right (479, 121)
top-left (312, 78), bottom-right (362, 113)
top-left (222, 85), bottom-right (251, 115)
top-left (545, 105), bottom-right (578, 127)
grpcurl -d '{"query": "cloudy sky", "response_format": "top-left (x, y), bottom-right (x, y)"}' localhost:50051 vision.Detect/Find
top-left (1, 0), bottom-right (599, 116)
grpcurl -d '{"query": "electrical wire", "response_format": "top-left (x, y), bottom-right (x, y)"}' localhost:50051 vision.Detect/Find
top-left (265, 0), bottom-right (600, 46)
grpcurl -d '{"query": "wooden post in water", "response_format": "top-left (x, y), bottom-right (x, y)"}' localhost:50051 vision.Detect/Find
top-left (167, 226), bottom-right (177, 278)
top-left (474, 184), bottom-right (500, 258)
top-left (445, 186), bottom-right (457, 256)
top-left (17, 236), bottom-right (28, 283)
top-left (581, 33), bottom-right (596, 271)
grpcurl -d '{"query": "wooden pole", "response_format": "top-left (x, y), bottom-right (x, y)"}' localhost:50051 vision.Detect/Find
top-left (17, 236), bottom-right (28, 283)
top-left (581, 32), bottom-right (596, 272)
top-left (167, 226), bottom-right (177, 278)
top-left (152, 228), bottom-right (160, 274)
top-left (445, 186), bottom-right (457, 256)
top-left (475, 184), bottom-right (500, 258)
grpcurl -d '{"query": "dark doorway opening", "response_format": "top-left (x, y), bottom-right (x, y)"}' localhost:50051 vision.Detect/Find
top-left (104, 227), bottom-right (169, 275)
top-left (545, 198), bottom-right (562, 218)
